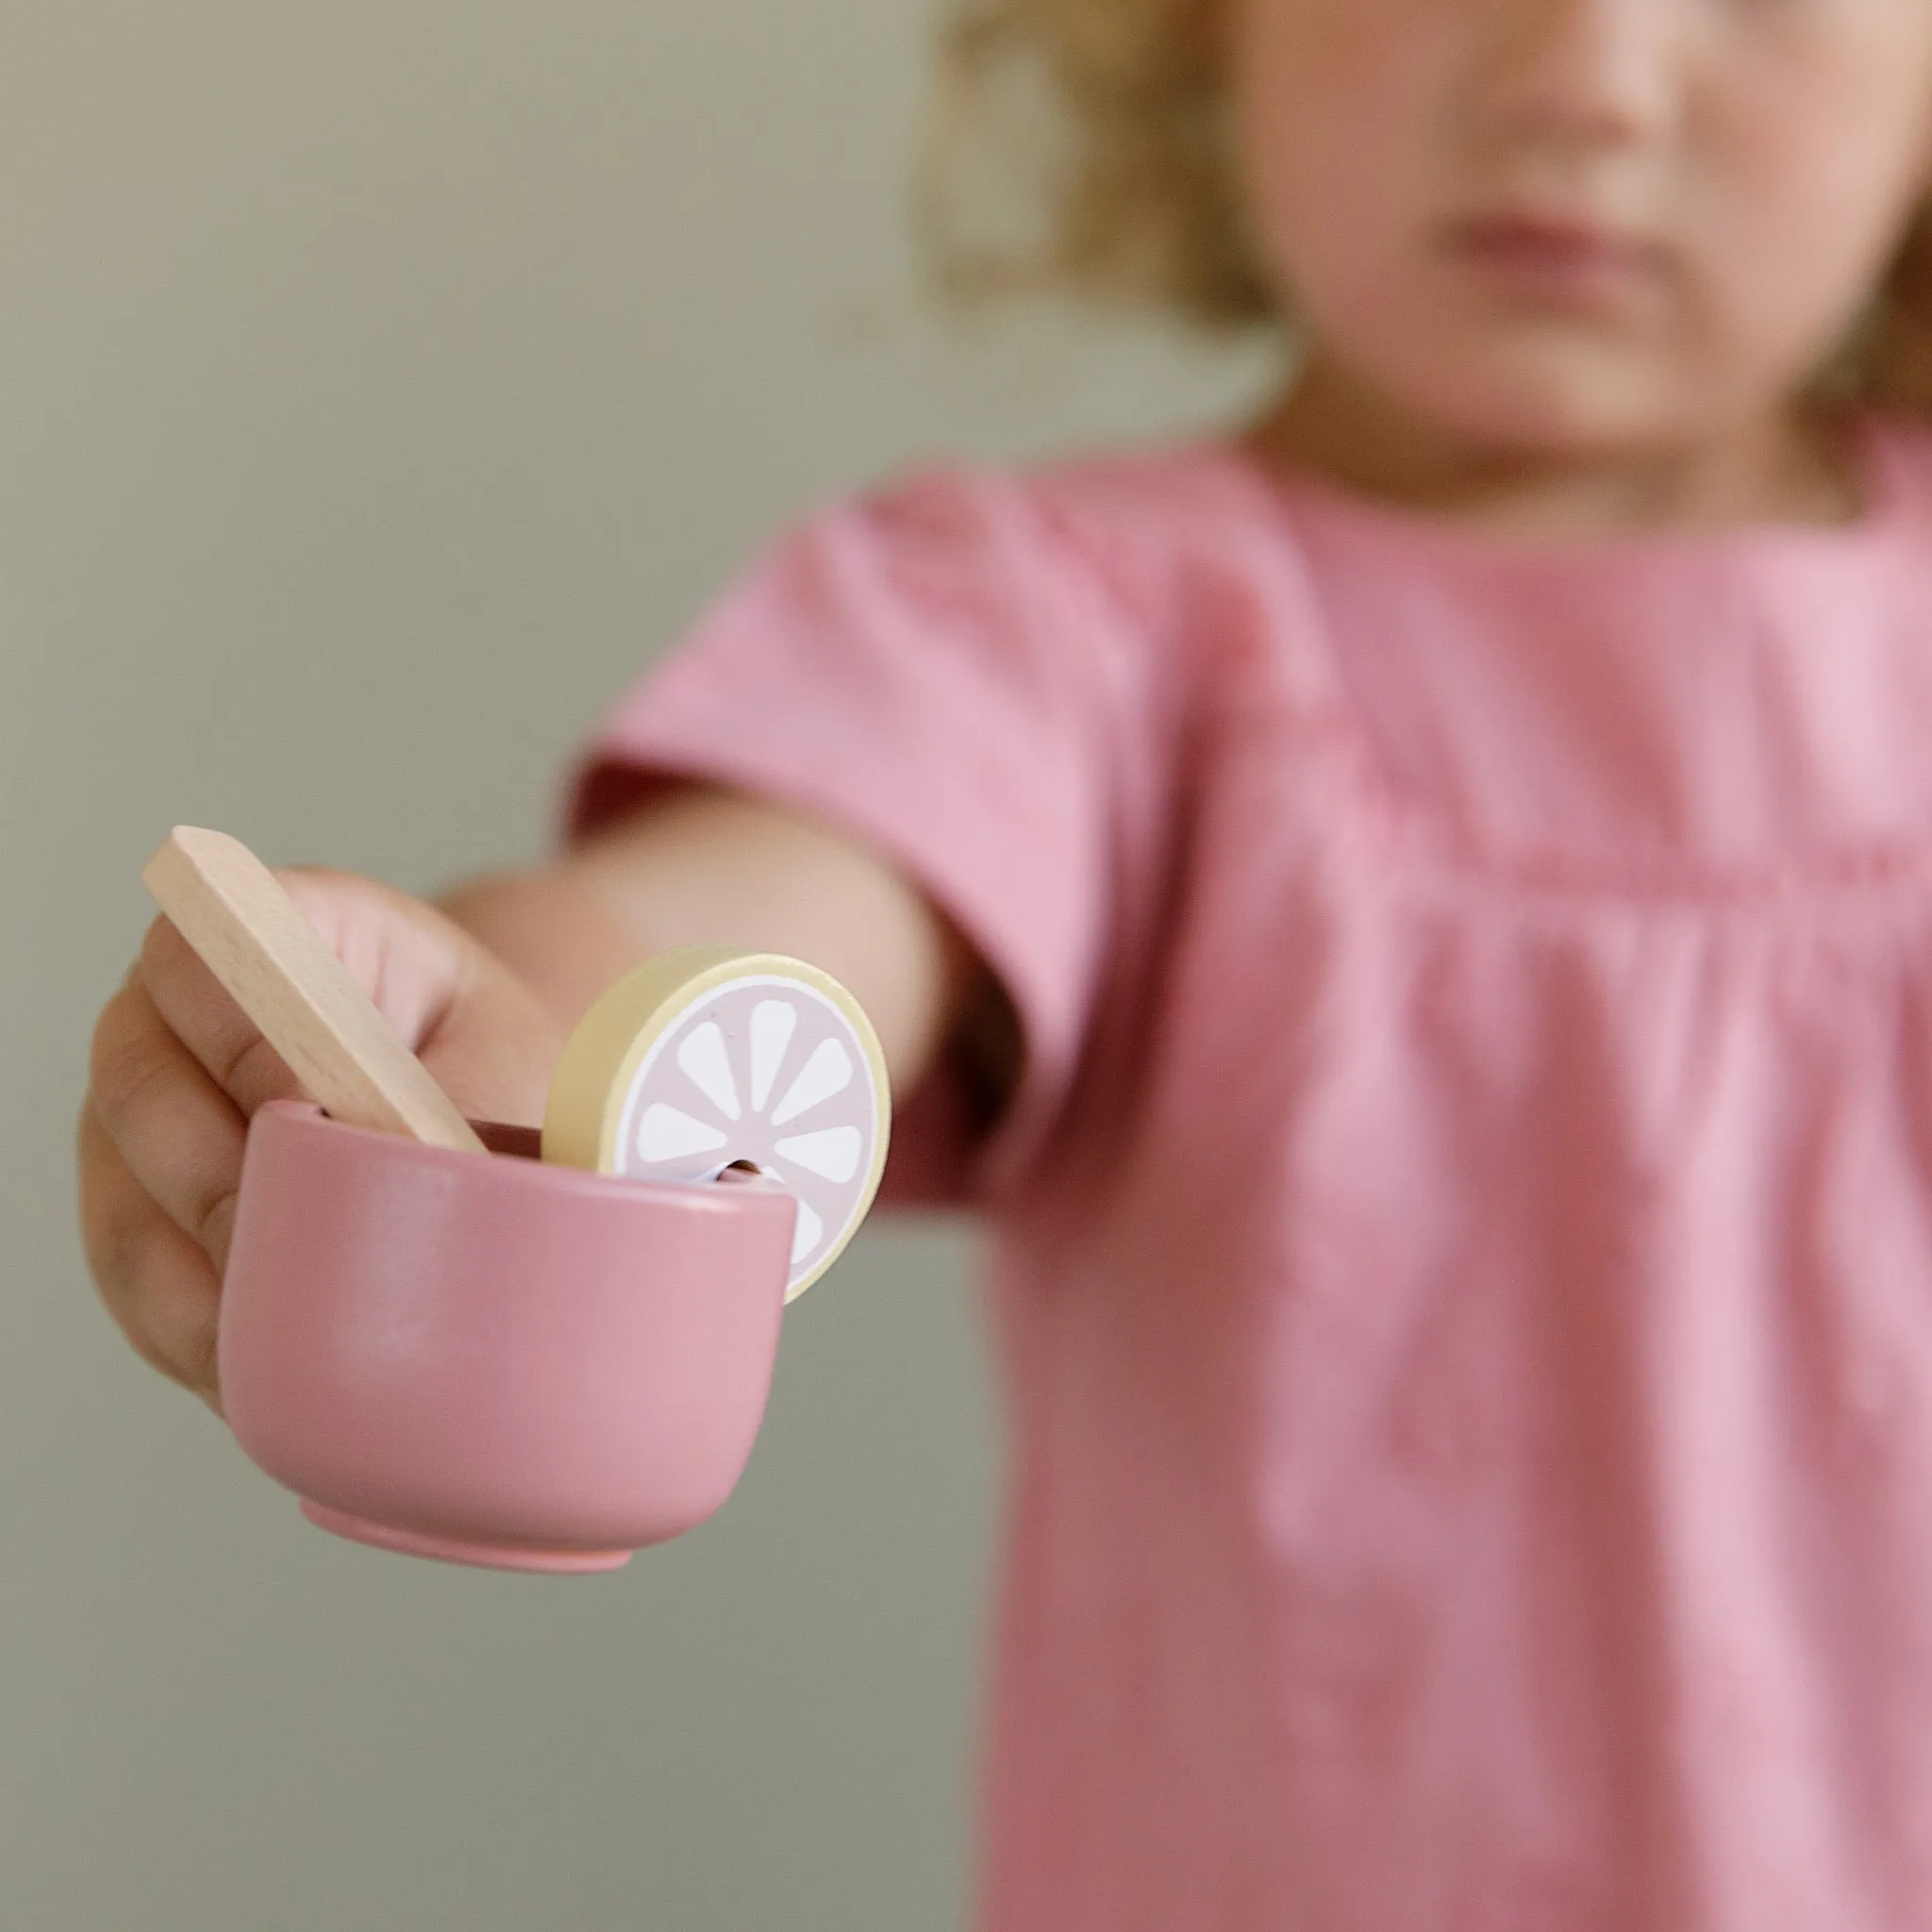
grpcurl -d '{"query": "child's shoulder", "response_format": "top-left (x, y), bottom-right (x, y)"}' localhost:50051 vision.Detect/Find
top-left (824, 440), bottom-right (1285, 659)
top-left (849, 436), bottom-right (1272, 563)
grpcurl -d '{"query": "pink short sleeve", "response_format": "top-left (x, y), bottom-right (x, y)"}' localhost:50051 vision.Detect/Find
top-left (565, 469), bottom-right (1118, 1205)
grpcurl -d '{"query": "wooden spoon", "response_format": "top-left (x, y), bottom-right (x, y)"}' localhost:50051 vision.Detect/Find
top-left (142, 825), bottom-right (485, 1154)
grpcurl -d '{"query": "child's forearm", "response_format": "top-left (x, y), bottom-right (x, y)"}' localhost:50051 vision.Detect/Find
top-left (436, 782), bottom-right (982, 1099)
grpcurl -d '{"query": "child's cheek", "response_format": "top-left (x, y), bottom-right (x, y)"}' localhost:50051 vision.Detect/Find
top-left (1702, 50), bottom-right (1932, 379)
top-left (1229, 0), bottom-right (1443, 311)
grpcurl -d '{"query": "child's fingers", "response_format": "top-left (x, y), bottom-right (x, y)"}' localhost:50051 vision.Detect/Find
top-left (86, 964), bottom-right (259, 1272)
top-left (82, 864), bottom-right (558, 1417)
top-left (134, 912), bottom-right (308, 1121)
top-left (278, 869), bottom-right (560, 1126)
top-left (76, 1102), bottom-right (224, 1410)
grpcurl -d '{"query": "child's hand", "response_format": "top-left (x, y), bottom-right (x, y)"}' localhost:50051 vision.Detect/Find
top-left (76, 870), bottom-right (564, 1413)
top-left (77, 786), bottom-right (998, 1414)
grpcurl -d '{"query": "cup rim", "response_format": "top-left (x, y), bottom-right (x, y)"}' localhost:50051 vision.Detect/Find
top-left (248, 1098), bottom-right (797, 1220)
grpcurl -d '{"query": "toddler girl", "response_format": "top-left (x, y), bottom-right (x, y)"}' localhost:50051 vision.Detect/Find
top-left (76, 1), bottom-right (1932, 1924)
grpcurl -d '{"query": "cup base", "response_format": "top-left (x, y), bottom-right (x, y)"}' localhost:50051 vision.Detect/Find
top-left (299, 1500), bottom-right (635, 1574)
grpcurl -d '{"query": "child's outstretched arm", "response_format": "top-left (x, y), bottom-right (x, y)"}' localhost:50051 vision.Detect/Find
top-left (442, 781), bottom-right (977, 1091)
top-left (77, 783), bottom-right (988, 1411)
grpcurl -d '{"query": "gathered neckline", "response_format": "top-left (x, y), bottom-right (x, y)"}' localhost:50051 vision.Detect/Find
top-left (1199, 409), bottom-right (1915, 573)
top-left (1136, 410), bottom-right (1932, 907)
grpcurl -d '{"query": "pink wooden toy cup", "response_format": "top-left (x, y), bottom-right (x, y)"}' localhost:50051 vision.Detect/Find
top-left (218, 1101), bottom-right (797, 1574)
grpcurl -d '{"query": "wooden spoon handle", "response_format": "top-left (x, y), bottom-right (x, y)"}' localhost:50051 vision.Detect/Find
top-left (142, 826), bottom-right (486, 1154)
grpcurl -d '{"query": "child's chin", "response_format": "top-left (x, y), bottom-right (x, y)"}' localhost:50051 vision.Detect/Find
top-left (1406, 340), bottom-right (1700, 461)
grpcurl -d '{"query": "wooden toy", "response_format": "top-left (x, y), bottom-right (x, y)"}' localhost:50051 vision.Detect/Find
top-left (142, 828), bottom-right (485, 1153)
top-left (542, 946), bottom-right (891, 1301)
top-left (141, 828), bottom-right (891, 1572)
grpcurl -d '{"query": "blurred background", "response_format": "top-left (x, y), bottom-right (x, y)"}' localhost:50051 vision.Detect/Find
top-left (0, 4), bottom-right (1267, 1926)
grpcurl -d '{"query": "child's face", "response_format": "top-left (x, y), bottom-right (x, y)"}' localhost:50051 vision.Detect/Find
top-left (1231, 0), bottom-right (1932, 451)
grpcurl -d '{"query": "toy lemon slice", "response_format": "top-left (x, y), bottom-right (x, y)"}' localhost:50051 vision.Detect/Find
top-left (542, 947), bottom-right (891, 1301)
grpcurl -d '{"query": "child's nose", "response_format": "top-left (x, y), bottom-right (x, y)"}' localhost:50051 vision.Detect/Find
top-left (1474, 0), bottom-right (1680, 154)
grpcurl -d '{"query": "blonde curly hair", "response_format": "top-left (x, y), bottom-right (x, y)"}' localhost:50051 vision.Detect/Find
top-left (921, 0), bottom-right (1932, 408)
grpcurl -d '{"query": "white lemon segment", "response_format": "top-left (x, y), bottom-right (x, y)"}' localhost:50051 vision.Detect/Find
top-left (541, 946), bottom-right (891, 1300)
top-left (636, 1104), bottom-right (730, 1164)
top-left (774, 1125), bottom-right (863, 1185)
top-left (771, 1037), bottom-right (855, 1125)
top-left (676, 1021), bottom-right (741, 1120)
top-left (750, 998), bottom-right (796, 1113)
top-left (791, 1201), bottom-right (825, 1266)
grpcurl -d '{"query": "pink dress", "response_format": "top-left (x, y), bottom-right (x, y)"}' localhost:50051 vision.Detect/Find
top-left (572, 416), bottom-right (1932, 1929)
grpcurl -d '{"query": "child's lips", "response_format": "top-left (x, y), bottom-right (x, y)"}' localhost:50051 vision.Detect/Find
top-left (1442, 212), bottom-right (1667, 303)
